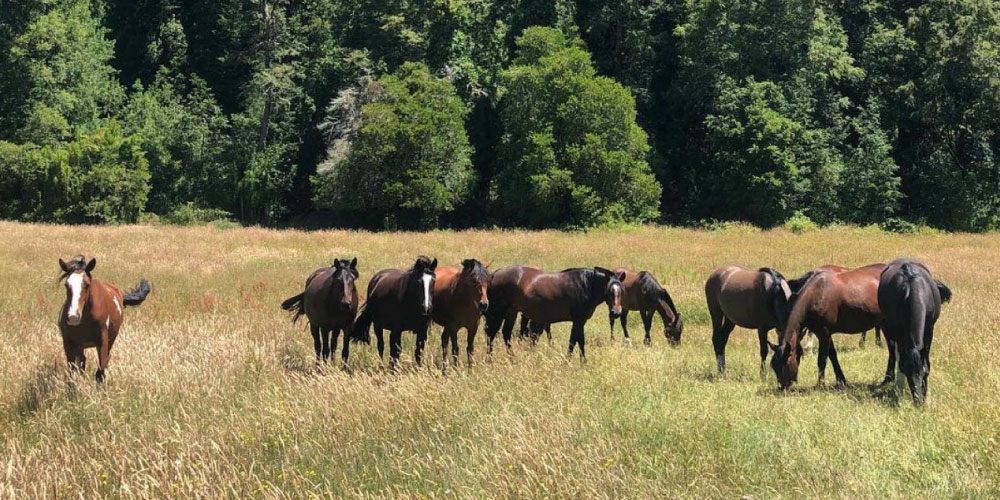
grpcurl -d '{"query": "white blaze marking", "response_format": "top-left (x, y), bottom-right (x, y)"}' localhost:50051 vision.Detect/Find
top-left (113, 297), bottom-right (122, 314)
top-left (66, 273), bottom-right (83, 319)
top-left (780, 280), bottom-right (792, 299)
top-left (421, 274), bottom-right (433, 310)
top-left (105, 317), bottom-right (110, 329)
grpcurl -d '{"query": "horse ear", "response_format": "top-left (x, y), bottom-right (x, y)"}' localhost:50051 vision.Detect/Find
top-left (615, 270), bottom-right (627, 282)
top-left (333, 259), bottom-right (344, 270)
top-left (430, 258), bottom-right (437, 270)
top-left (85, 258), bottom-right (96, 273)
top-left (59, 258), bottom-right (69, 273)
top-left (462, 259), bottom-right (474, 271)
top-left (484, 260), bottom-right (493, 270)
top-left (350, 257), bottom-right (358, 270)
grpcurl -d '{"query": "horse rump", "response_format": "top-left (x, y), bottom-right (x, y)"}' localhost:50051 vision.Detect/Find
top-left (280, 292), bottom-right (306, 323)
top-left (123, 279), bottom-right (151, 306)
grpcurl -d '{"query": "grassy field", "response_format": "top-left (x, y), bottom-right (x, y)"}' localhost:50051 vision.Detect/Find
top-left (0, 221), bottom-right (998, 498)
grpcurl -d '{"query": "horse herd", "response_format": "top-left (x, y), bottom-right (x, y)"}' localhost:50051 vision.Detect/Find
top-left (54, 253), bottom-right (950, 404)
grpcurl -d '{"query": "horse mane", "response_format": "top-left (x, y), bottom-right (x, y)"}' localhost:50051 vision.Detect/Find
top-left (637, 271), bottom-right (680, 317)
top-left (58, 255), bottom-right (89, 281)
top-left (461, 259), bottom-right (490, 282)
top-left (410, 255), bottom-right (433, 271)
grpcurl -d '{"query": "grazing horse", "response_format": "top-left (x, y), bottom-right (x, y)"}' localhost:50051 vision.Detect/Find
top-left (878, 259), bottom-right (951, 405)
top-left (609, 268), bottom-right (684, 346)
top-left (486, 266), bottom-right (623, 361)
top-left (353, 256), bottom-right (437, 370)
top-left (57, 256), bottom-right (150, 384)
top-left (432, 259), bottom-right (491, 367)
top-left (788, 265), bottom-right (882, 349)
top-left (769, 263), bottom-right (886, 389)
top-left (705, 266), bottom-right (792, 375)
top-left (281, 258), bottom-right (359, 366)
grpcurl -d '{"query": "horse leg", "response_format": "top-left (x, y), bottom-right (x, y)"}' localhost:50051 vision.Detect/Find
top-left (96, 326), bottom-right (113, 385)
top-left (330, 329), bottom-right (340, 366)
top-left (322, 328), bottom-right (332, 363)
top-left (451, 327), bottom-right (460, 368)
top-left (375, 324), bottom-right (386, 362)
top-left (519, 314), bottom-right (530, 340)
top-left (569, 321), bottom-right (586, 362)
top-left (340, 326), bottom-right (351, 369)
top-left (501, 312), bottom-right (515, 355)
top-left (609, 311), bottom-right (615, 341)
top-left (441, 327), bottom-right (452, 370)
top-left (620, 310), bottom-right (631, 344)
top-left (816, 333), bottom-right (830, 386)
top-left (757, 328), bottom-right (770, 376)
top-left (827, 336), bottom-right (848, 388)
top-left (389, 330), bottom-right (402, 372)
top-left (918, 326), bottom-right (934, 405)
top-left (467, 323), bottom-right (478, 366)
top-left (546, 324), bottom-right (552, 344)
top-left (641, 309), bottom-right (653, 346)
top-left (415, 325), bottom-right (428, 367)
top-left (882, 333), bottom-right (897, 385)
top-left (711, 318), bottom-right (735, 375)
top-left (310, 324), bottom-right (322, 362)
top-left (62, 341), bottom-right (86, 382)
top-left (875, 326), bottom-right (883, 347)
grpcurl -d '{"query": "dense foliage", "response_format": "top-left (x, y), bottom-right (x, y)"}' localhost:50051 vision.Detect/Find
top-left (0, 0), bottom-right (997, 230)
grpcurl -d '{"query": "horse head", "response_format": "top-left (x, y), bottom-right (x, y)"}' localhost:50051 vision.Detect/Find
top-left (411, 256), bottom-right (438, 317)
top-left (594, 267), bottom-right (624, 319)
top-left (331, 257), bottom-right (359, 311)
top-left (461, 258), bottom-right (491, 313)
top-left (59, 255), bottom-right (96, 326)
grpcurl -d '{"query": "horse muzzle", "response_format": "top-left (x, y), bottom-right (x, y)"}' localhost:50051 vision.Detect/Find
top-left (66, 315), bottom-right (81, 326)
top-left (478, 301), bottom-right (489, 313)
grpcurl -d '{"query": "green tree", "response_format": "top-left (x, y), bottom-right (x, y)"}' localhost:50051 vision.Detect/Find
top-left (495, 26), bottom-right (661, 228)
top-left (314, 62), bottom-right (474, 228)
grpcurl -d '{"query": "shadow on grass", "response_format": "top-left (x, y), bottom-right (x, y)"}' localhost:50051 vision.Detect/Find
top-left (12, 360), bottom-right (66, 418)
top-left (756, 379), bottom-right (901, 407)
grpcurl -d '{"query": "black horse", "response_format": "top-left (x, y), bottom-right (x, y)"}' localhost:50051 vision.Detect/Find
top-left (485, 266), bottom-right (623, 361)
top-left (281, 257), bottom-right (359, 366)
top-left (353, 256), bottom-right (438, 370)
top-left (878, 259), bottom-right (952, 405)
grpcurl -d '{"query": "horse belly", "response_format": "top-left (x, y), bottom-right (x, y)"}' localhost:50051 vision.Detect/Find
top-left (521, 301), bottom-right (573, 324)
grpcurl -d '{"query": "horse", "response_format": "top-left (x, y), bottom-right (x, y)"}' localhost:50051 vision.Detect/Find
top-left (704, 266), bottom-right (792, 375)
top-left (517, 313), bottom-right (551, 344)
top-left (57, 256), bottom-right (150, 384)
top-left (431, 259), bottom-right (491, 367)
top-left (486, 266), bottom-right (623, 361)
top-left (609, 268), bottom-right (684, 346)
top-left (353, 256), bottom-right (437, 370)
top-left (768, 263), bottom-right (886, 389)
top-left (878, 259), bottom-right (952, 405)
top-left (484, 265), bottom-right (546, 353)
top-left (788, 265), bottom-right (882, 349)
top-left (281, 258), bottom-right (359, 366)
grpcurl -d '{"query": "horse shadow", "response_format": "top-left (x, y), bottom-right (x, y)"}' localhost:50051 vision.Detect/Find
top-left (754, 379), bottom-right (901, 407)
top-left (12, 360), bottom-right (66, 418)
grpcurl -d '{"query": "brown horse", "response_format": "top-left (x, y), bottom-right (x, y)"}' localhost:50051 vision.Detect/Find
top-left (609, 268), bottom-right (684, 346)
top-left (769, 263), bottom-right (887, 389)
top-left (485, 265), bottom-right (546, 353)
top-left (704, 266), bottom-right (792, 375)
top-left (878, 259), bottom-right (951, 405)
top-left (57, 256), bottom-right (150, 384)
top-left (281, 258), bottom-right (359, 366)
top-left (788, 264), bottom-right (882, 349)
top-left (432, 259), bottom-right (491, 367)
top-left (353, 256), bottom-right (438, 370)
top-left (486, 266), bottom-right (623, 361)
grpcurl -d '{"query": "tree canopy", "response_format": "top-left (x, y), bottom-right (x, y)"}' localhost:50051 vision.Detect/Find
top-left (0, 0), bottom-right (997, 230)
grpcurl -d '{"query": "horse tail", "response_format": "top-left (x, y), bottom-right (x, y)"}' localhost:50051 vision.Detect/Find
top-left (351, 302), bottom-right (372, 344)
top-left (786, 271), bottom-right (815, 294)
top-left (280, 292), bottom-right (306, 324)
top-left (123, 279), bottom-right (151, 306)
top-left (935, 280), bottom-right (952, 303)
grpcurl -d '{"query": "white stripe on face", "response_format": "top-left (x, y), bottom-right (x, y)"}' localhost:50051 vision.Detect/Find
top-left (66, 273), bottom-right (84, 321)
top-left (421, 274), bottom-right (433, 310)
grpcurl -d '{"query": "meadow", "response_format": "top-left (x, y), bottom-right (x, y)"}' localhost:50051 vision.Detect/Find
top-left (0, 221), bottom-right (998, 498)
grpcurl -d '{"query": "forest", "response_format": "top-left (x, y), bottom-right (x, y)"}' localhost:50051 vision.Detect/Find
top-left (1, 0), bottom-right (998, 231)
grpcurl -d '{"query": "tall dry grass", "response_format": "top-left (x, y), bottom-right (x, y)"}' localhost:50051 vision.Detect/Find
top-left (0, 221), bottom-right (997, 498)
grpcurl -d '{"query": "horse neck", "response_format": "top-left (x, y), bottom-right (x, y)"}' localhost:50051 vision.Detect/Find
top-left (584, 273), bottom-right (609, 308)
top-left (783, 288), bottom-right (812, 350)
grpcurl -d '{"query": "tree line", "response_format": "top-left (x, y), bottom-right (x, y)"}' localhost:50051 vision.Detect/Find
top-left (1, 0), bottom-right (998, 231)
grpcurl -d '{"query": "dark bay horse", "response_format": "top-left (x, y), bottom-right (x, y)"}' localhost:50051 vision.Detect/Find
top-left (58, 256), bottom-right (150, 384)
top-left (485, 265), bottom-right (546, 353)
top-left (878, 259), bottom-right (951, 405)
top-left (486, 266), bottom-right (623, 361)
top-left (609, 268), bottom-right (684, 346)
top-left (432, 259), bottom-right (491, 367)
top-left (353, 256), bottom-right (437, 370)
top-left (281, 258), bottom-right (359, 366)
top-left (788, 264), bottom-right (882, 349)
top-left (769, 263), bottom-right (886, 389)
top-left (705, 266), bottom-right (792, 375)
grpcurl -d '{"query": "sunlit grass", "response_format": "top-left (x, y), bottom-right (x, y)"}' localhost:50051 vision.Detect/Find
top-left (0, 221), bottom-right (997, 498)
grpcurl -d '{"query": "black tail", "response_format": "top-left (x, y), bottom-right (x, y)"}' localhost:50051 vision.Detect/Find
top-left (786, 271), bottom-right (815, 294)
top-left (281, 292), bottom-right (306, 324)
top-left (351, 303), bottom-right (372, 344)
top-left (123, 279), bottom-right (151, 306)
top-left (936, 280), bottom-right (953, 303)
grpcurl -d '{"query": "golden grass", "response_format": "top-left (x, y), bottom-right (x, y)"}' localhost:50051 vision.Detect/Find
top-left (0, 221), bottom-right (998, 498)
